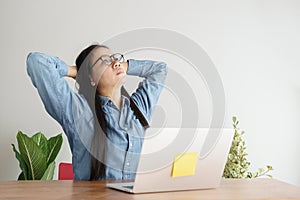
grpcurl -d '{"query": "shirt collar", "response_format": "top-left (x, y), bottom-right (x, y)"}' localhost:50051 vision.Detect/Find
top-left (122, 95), bottom-right (130, 106)
top-left (98, 95), bottom-right (111, 106)
top-left (98, 95), bottom-right (131, 107)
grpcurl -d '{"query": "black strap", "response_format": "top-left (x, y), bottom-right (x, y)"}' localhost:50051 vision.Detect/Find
top-left (122, 87), bottom-right (150, 129)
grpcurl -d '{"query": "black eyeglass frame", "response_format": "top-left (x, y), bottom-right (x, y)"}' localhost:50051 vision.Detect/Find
top-left (90, 53), bottom-right (125, 70)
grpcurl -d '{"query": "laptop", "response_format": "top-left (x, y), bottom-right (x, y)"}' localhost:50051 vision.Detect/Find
top-left (106, 128), bottom-right (233, 193)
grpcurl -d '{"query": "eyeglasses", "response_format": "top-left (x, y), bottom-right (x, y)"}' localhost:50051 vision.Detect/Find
top-left (90, 53), bottom-right (125, 69)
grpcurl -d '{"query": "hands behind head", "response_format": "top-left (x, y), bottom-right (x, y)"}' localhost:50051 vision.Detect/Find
top-left (67, 65), bottom-right (78, 79)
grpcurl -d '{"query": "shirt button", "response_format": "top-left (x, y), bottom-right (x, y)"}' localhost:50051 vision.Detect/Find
top-left (126, 162), bottom-right (130, 166)
top-left (124, 127), bottom-right (128, 131)
top-left (129, 143), bottom-right (133, 147)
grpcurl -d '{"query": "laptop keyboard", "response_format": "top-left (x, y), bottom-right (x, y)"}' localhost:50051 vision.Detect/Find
top-left (122, 185), bottom-right (134, 189)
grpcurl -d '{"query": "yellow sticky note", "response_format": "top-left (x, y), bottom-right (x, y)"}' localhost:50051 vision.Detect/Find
top-left (171, 152), bottom-right (198, 177)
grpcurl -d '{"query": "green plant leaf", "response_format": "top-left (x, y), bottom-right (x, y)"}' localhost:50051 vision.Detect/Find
top-left (32, 132), bottom-right (49, 157)
top-left (17, 131), bottom-right (47, 180)
top-left (41, 161), bottom-right (55, 180)
top-left (47, 133), bottom-right (63, 165)
top-left (18, 172), bottom-right (25, 180)
top-left (258, 168), bottom-right (265, 174)
top-left (246, 172), bottom-right (252, 178)
top-left (232, 116), bottom-right (237, 123)
top-left (267, 165), bottom-right (273, 170)
top-left (11, 144), bottom-right (28, 180)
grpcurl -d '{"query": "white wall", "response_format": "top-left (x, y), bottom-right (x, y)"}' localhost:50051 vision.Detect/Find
top-left (0, 0), bottom-right (300, 186)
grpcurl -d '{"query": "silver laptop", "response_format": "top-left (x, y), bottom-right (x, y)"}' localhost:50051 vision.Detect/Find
top-left (106, 128), bottom-right (233, 193)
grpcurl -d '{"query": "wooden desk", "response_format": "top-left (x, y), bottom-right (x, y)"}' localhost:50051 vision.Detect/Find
top-left (0, 178), bottom-right (299, 200)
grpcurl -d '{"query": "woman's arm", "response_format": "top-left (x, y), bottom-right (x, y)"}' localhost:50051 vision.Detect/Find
top-left (126, 59), bottom-right (168, 123)
top-left (26, 52), bottom-right (81, 128)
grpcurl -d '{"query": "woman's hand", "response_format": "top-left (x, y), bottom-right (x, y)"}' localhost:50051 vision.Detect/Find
top-left (67, 65), bottom-right (78, 78)
top-left (122, 61), bottom-right (129, 73)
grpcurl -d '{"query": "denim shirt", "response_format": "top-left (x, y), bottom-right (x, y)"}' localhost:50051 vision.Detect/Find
top-left (26, 52), bottom-right (167, 180)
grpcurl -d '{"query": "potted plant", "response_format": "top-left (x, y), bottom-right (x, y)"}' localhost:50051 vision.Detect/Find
top-left (11, 131), bottom-right (62, 180)
top-left (223, 116), bottom-right (273, 178)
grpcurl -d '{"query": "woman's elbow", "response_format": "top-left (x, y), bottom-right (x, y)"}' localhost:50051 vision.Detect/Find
top-left (26, 52), bottom-right (44, 75)
top-left (156, 61), bottom-right (167, 83)
top-left (159, 61), bottom-right (168, 76)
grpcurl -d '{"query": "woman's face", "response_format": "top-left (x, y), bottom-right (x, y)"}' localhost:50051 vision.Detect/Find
top-left (90, 47), bottom-right (127, 91)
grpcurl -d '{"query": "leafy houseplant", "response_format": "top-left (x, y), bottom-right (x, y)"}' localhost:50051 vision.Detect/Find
top-left (223, 116), bottom-right (273, 178)
top-left (12, 131), bottom-right (63, 180)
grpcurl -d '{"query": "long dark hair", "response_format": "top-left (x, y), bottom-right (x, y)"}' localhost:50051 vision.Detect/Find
top-left (75, 44), bottom-right (149, 180)
top-left (75, 44), bottom-right (109, 180)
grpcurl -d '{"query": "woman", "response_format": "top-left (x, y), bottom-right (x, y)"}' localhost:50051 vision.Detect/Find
top-left (26, 44), bottom-right (167, 180)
